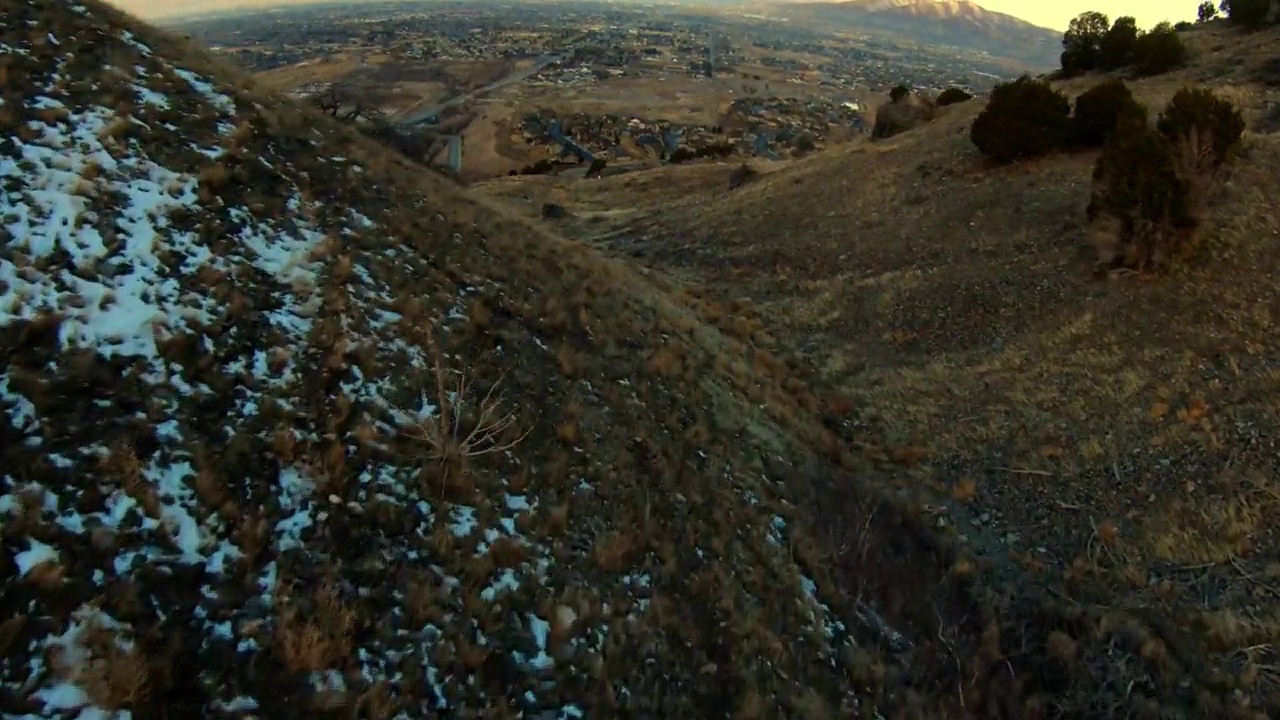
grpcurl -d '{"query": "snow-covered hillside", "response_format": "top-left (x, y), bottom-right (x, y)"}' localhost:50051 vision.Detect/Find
top-left (0, 1), bottom-right (882, 718)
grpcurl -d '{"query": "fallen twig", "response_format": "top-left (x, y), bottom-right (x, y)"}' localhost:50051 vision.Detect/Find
top-left (852, 601), bottom-right (913, 652)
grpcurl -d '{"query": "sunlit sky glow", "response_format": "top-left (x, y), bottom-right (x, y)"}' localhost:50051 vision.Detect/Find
top-left (115, 0), bottom-right (1198, 32)
top-left (978, 1), bottom-right (1195, 31)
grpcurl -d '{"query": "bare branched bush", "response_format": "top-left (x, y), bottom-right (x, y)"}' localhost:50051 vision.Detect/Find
top-left (406, 334), bottom-right (531, 496)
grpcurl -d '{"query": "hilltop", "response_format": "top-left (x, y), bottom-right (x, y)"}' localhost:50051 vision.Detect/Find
top-left (0, 1), bottom-right (1032, 719)
top-left (476, 18), bottom-right (1280, 716)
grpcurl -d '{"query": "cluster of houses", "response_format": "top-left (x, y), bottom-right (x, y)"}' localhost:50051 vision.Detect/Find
top-left (513, 97), bottom-right (869, 169)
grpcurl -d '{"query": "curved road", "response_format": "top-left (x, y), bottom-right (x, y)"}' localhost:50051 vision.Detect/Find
top-left (396, 48), bottom-right (577, 126)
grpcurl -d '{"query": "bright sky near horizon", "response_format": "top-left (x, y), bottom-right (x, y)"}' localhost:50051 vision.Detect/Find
top-left (113, 0), bottom-right (1198, 32)
top-left (977, 0), bottom-right (1195, 30)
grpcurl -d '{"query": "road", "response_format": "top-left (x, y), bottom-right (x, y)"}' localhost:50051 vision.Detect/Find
top-left (396, 48), bottom-right (577, 126)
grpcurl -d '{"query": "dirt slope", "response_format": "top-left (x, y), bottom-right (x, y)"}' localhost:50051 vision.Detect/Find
top-left (475, 20), bottom-right (1280, 717)
top-left (0, 1), bottom-right (983, 718)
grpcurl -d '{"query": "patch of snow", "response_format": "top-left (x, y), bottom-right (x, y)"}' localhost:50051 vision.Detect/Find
top-left (142, 458), bottom-right (205, 563)
top-left (133, 84), bottom-right (170, 109)
top-left (274, 466), bottom-right (316, 552)
top-left (15, 538), bottom-right (59, 575)
top-left (0, 375), bottom-right (40, 432)
top-left (0, 102), bottom-right (221, 361)
top-left (172, 68), bottom-right (236, 115)
top-left (30, 606), bottom-right (134, 717)
top-left (119, 30), bottom-right (152, 56)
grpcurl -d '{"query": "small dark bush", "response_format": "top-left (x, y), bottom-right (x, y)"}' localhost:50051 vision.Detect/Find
top-left (1156, 86), bottom-right (1246, 163)
top-left (521, 158), bottom-right (556, 175)
top-left (668, 147), bottom-right (696, 163)
top-left (695, 143), bottom-right (735, 158)
top-left (1087, 88), bottom-right (1245, 272)
top-left (889, 83), bottom-right (911, 102)
top-left (1088, 115), bottom-right (1197, 270)
top-left (936, 87), bottom-right (973, 106)
top-left (1061, 11), bottom-right (1110, 76)
top-left (1099, 16), bottom-right (1139, 69)
top-left (727, 162), bottom-right (757, 190)
top-left (1197, 1), bottom-right (1218, 22)
top-left (970, 76), bottom-right (1072, 163)
top-left (1225, 0), bottom-right (1273, 28)
top-left (1131, 23), bottom-right (1187, 76)
top-left (1072, 79), bottom-right (1147, 147)
top-left (542, 202), bottom-right (568, 219)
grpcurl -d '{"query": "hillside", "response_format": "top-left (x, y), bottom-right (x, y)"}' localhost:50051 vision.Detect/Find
top-left (476, 20), bottom-right (1280, 716)
top-left (770, 0), bottom-right (1061, 69)
top-left (0, 1), bottom-right (993, 718)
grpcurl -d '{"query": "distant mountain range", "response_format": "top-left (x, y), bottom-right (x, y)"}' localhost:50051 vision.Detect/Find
top-left (126, 0), bottom-right (1062, 70)
top-left (764, 0), bottom-right (1062, 69)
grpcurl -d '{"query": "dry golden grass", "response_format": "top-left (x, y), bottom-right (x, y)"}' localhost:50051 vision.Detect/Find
top-left (472, 20), bottom-right (1280, 714)
top-left (272, 581), bottom-right (356, 674)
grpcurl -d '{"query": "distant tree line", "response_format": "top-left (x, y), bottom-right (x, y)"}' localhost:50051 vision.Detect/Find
top-left (1058, 13), bottom-right (1186, 77)
top-left (1060, 0), bottom-right (1279, 79)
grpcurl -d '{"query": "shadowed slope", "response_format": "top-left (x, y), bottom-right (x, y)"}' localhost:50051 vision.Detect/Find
top-left (0, 1), bottom-right (986, 717)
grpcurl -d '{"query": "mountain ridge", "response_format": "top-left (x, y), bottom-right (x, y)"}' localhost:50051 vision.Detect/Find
top-left (769, 0), bottom-right (1062, 68)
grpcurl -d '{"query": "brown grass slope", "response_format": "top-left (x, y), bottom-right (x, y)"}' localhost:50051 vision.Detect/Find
top-left (0, 1), bottom-right (1029, 719)
top-left (476, 20), bottom-right (1280, 717)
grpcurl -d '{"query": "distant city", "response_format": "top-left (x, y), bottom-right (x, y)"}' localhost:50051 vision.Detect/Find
top-left (171, 0), bottom-right (1033, 179)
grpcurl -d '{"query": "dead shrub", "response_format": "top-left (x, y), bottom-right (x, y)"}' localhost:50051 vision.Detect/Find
top-left (273, 581), bottom-right (356, 674)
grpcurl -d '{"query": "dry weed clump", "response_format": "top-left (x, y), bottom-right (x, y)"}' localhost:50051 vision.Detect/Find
top-left (47, 620), bottom-right (151, 711)
top-left (272, 581), bottom-right (356, 674)
top-left (406, 339), bottom-right (531, 497)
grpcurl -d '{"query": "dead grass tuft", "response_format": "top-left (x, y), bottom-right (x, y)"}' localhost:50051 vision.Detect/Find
top-left (272, 581), bottom-right (356, 674)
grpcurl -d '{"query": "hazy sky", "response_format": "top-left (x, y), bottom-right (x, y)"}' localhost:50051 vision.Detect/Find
top-left (114, 0), bottom-right (1198, 32)
top-left (978, 0), bottom-right (1195, 30)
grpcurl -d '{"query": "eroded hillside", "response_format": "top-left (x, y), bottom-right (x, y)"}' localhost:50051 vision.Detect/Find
top-left (0, 1), bottom-right (988, 717)
top-left (477, 19), bottom-right (1280, 717)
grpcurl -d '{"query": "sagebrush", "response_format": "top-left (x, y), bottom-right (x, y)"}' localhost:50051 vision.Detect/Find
top-left (1087, 87), bottom-right (1245, 272)
top-left (1073, 78), bottom-right (1146, 147)
top-left (970, 76), bottom-right (1071, 163)
top-left (936, 87), bottom-right (973, 106)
